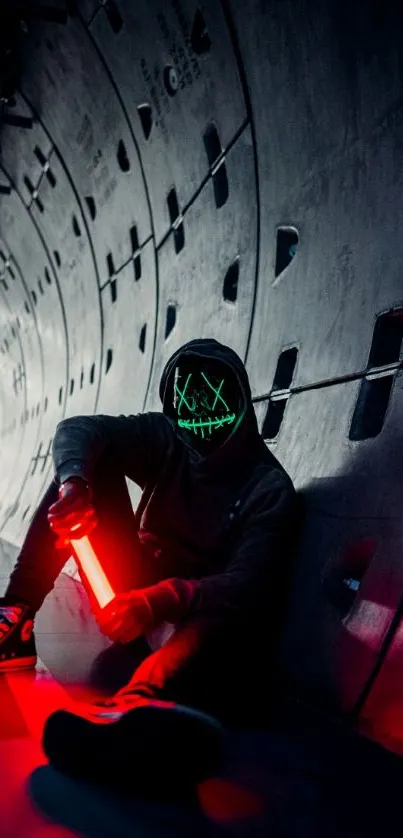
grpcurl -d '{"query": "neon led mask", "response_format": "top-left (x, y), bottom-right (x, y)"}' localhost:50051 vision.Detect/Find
top-left (172, 359), bottom-right (243, 449)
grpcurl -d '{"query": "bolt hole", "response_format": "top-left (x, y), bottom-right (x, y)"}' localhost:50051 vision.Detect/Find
top-left (165, 304), bottom-right (176, 339)
top-left (24, 175), bottom-right (34, 196)
top-left (72, 214), bottom-right (81, 237)
top-left (34, 145), bottom-right (47, 167)
top-left (203, 123), bottom-right (222, 167)
top-left (167, 187), bottom-right (180, 223)
top-left (107, 252), bottom-right (115, 277)
top-left (137, 104), bottom-right (153, 140)
top-left (47, 168), bottom-right (57, 188)
top-left (223, 258), bottom-right (239, 303)
top-left (262, 399), bottom-right (288, 441)
top-left (35, 195), bottom-right (44, 213)
top-left (275, 227), bottom-right (299, 278)
top-left (368, 308), bottom-right (403, 367)
top-left (272, 347), bottom-right (298, 391)
top-left (105, 348), bottom-right (113, 373)
top-left (117, 139), bottom-right (131, 172)
top-left (139, 323), bottom-right (147, 353)
top-left (104, 0), bottom-right (123, 34)
top-left (349, 377), bottom-right (395, 441)
top-left (85, 195), bottom-right (97, 220)
top-left (130, 225), bottom-right (142, 280)
top-left (191, 8), bottom-right (211, 55)
top-left (167, 188), bottom-right (184, 251)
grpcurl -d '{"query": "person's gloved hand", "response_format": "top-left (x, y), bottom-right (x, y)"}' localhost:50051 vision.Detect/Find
top-left (47, 477), bottom-right (98, 549)
top-left (95, 590), bottom-right (154, 644)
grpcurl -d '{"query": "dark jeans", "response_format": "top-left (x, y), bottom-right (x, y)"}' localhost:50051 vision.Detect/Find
top-left (5, 448), bottom-right (266, 725)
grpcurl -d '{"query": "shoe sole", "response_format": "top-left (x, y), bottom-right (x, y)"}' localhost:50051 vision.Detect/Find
top-left (0, 656), bottom-right (37, 672)
top-left (43, 703), bottom-right (224, 795)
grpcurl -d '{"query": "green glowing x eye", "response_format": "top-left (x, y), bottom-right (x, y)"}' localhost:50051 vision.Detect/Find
top-left (174, 373), bottom-right (193, 416)
top-left (200, 373), bottom-right (229, 411)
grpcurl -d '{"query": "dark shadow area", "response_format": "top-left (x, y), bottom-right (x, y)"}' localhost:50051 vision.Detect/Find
top-left (278, 417), bottom-right (403, 725)
top-left (29, 696), bottom-right (403, 837)
top-left (29, 765), bottom-right (218, 838)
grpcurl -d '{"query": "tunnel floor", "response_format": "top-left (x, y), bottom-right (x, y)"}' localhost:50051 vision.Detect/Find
top-left (1, 536), bottom-right (403, 838)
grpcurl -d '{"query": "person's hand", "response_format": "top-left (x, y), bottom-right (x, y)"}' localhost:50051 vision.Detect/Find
top-left (95, 590), bottom-right (154, 644)
top-left (47, 477), bottom-right (98, 549)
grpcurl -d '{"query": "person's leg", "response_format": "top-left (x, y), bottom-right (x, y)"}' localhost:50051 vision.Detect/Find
top-left (116, 613), bottom-right (263, 727)
top-left (4, 447), bottom-right (150, 615)
top-left (4, 480), bottom-right (70, 611)
top-left (1, 447), bottom-right (156, 673)
top-left (42, 614), bottom-right (253, 793)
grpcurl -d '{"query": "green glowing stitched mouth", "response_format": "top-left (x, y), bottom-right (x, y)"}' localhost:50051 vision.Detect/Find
top-left (178, 413), bottom-right (236, 434)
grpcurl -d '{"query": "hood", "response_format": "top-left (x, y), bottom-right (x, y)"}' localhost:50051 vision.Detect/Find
top-left (159, 338), bottom-right (265, 474)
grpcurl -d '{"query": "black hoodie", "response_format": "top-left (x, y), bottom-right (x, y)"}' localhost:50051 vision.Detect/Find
top-left (52, 339), bottom-right (299, 628)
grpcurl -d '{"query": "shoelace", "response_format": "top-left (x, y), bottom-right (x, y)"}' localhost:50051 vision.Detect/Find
top-left (0, 606), bottom-right (22, 639)
top-left (90, 689), bottom-right (154, 716)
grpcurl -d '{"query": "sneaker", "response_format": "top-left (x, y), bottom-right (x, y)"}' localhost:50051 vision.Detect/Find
top-left (43, 699), bottom-right (224, 796)
top-left (71, 692), bottom-right (152, 724)
top-left (0, 603), bottom-right (37, 672)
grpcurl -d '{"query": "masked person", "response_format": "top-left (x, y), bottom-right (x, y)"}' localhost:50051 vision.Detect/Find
top-left (0, 339), bottom-right (299, 792)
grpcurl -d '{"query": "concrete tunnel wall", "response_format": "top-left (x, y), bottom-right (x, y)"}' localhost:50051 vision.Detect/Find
top-left (0, 0), bottom-right (403, 747)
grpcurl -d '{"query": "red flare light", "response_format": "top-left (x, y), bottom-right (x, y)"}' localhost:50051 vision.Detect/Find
top-left (70, 535), bottom-right (115, 609)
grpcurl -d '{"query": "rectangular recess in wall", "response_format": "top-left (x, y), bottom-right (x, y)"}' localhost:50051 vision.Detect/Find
top-left (272, 347), bottom-right (298, 391)
top-left (349, 375), bottom-right (394, 440)
top-left (368, 308), bottom-right (403, 368)
top-left (262, 397), bottom-right (288, 440)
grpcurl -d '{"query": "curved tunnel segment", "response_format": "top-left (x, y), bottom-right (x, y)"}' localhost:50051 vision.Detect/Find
top-left (1, 0), bottom-right (403, 763)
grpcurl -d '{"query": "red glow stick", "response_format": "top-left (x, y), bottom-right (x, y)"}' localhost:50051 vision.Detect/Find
top-left (70, 534), bottom-right (115, 609)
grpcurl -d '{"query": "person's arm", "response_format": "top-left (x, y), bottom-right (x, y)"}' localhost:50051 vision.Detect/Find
top-left (140, 469), bottom-right (299, 626)
top-left (52, 412), bottom-right (175, 488)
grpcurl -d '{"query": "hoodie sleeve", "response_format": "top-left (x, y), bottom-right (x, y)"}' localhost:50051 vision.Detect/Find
top-left (141, 469), bottom-right (299, 625)
top-left (52, 412), bottom-right (174, 488)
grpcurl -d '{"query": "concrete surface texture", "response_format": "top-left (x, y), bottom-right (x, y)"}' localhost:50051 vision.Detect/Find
top-left (0, 0), bottom-right (403, 758)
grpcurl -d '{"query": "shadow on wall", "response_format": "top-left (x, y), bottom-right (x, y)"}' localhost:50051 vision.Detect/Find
top-left (277, 429), bottom-right (403, 729)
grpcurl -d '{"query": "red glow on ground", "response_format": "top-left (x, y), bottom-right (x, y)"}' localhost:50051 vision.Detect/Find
top-left (5, 669), bottom-right (74, 741)
top-left (0, 736), bottom-right (76, 837)
top-left (198, 777), bottom-right (266, 822)
top-left (0, 671), bottom-right (98, 836)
